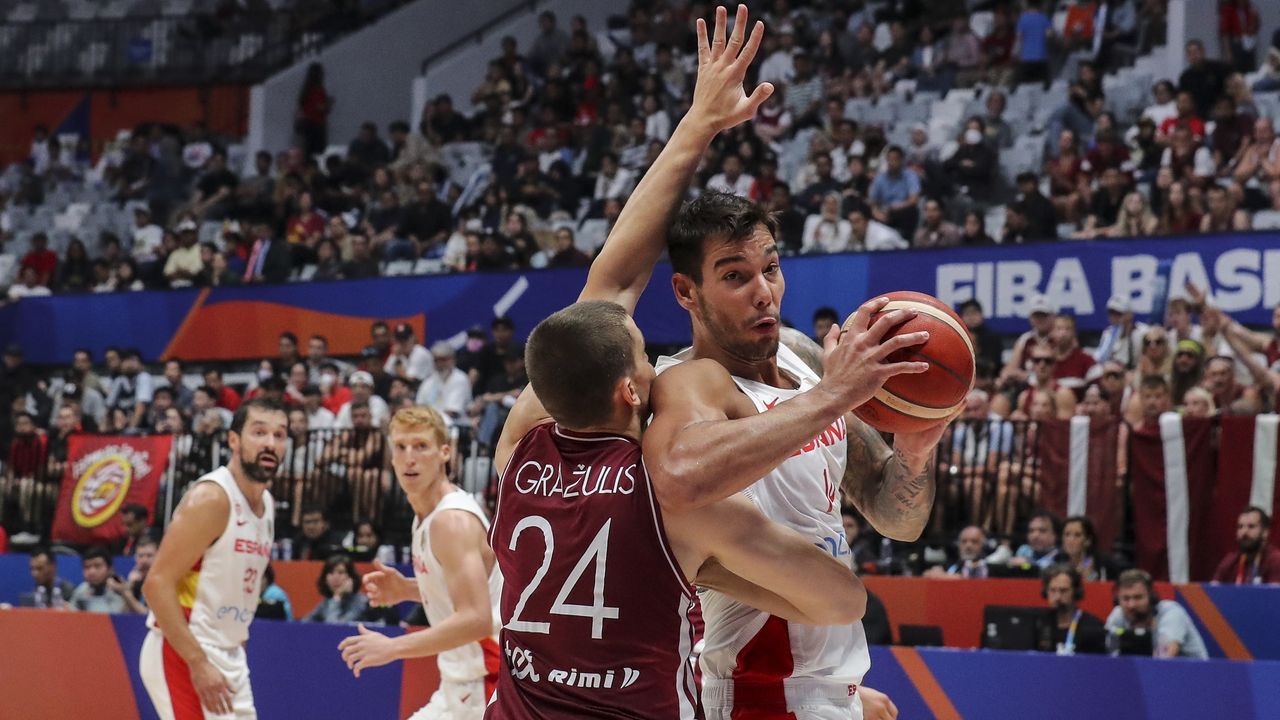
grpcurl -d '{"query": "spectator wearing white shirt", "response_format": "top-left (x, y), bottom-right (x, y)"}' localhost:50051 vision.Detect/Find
top-left (801, 193), bottom-right (853, 254)
top-left (848, 204), bottom-right (908, 251)
top-left (415, 342), bottom-right (473, 425)
top-left (335, 371), bottom-right (390, 429)
top-left (642, 94), bottom-right (671, 142)
top-left (301, 385), bottom-right (336, 430)
top-left (705, 154), bottom-right (755, 198)
top-left (7, 266), bottom-right (52, 301)
top-left (130, 205), bottom-right (164, 265)
top-left (383, 323), bottom-right (431, 381)
top-left (758, 25), bottom-right (797, 84)
top-left (593, 153), bottom-right (635, 202)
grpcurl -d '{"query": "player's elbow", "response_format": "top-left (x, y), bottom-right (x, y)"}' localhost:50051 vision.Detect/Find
top-left (880, 521), bottom-right (926, 543)
top-left (141, 572), bottom-right (165, 608)
top-left (809, 574), bottom-right (866, 625)
top-left (648, 460), bottom-right (702, 514)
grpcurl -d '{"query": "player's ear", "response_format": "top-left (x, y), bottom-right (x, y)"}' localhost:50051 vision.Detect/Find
top-left (620, 376), bottom-right (641, 409)
top-left (438, 441), bottom-right (453, 465)
top-left (671, 273), bottom-right (698, 311)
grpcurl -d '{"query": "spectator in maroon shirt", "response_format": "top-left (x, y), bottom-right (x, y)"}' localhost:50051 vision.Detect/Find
top-left (1050, 314), bottom-right (1096, 390)
top-left (20, 232), bottom-right (57, 287)
top-left (202, 367), bottom-right (242, 411)
top-left (1213, 506), bottom-right (1280, 585)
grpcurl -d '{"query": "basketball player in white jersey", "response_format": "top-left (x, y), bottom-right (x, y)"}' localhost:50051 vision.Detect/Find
top-left (337, 405), bottom-right (502, 719)
top-left (141, 397), bottom-right (286, 719)
top-left (637, 92), bottom-right (956, 720)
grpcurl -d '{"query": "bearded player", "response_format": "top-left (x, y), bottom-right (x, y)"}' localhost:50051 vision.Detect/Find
top-left (141, 398), bottom-right (285, 719)
top-left (641, 67), bottom-right (954, 720)
top-left (486, 6), bottom-right (868, 719)
top-left (337, 405), bottom-right (502, 720)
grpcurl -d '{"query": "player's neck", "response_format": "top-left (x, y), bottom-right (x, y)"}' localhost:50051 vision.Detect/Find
top-left (691, 335), bottom-right (790, 388)
top-left (409, 477), bottom-right (456, 520)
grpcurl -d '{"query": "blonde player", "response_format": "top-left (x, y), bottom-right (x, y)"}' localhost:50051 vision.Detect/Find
top-left (141, 398), bottom-right (286, 719)
top-left (338, 406), bottom-right (501, 719)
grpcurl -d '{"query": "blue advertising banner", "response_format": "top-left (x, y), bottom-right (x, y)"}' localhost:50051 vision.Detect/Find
top-left (2, 233), bottom-right (1276, 364)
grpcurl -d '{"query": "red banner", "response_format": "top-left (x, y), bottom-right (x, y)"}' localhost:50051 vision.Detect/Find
top-left (51, 435), bottom-right (172, 546)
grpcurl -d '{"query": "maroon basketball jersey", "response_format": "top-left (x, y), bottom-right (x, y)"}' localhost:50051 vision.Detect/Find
top-left (485, 423), bottom-right (699, 720)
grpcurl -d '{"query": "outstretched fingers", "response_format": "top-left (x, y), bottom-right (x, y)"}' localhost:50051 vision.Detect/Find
top-left (735, 17), bottom-right (765, 68)
top-left (710, 5), bottom-right (728, 61)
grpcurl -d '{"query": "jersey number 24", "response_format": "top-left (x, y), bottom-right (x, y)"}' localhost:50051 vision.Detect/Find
top-left (505, 516), bottom-right (620, 640)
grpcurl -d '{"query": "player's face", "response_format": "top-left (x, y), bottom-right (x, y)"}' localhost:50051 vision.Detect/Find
top-left (1045, 574), bottom-right (1076, 612)
top-left (1237, 511), bottom-right (1266, 552)
top-left (231, 408), bottom-right (288, 484)
top-left (686, 228), bottom-right (784, 363)
top-left (83, 557), bottom-right (110, 586)
top-left (390, 428), bottom-right (452, 494)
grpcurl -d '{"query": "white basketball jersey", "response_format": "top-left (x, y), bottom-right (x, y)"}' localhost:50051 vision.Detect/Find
top-left (411, 489), bottom-right (503, 682)
top-left (147, 466), bottom-right (274, 648)
top-left (655, 345), bottom-right (870, 706)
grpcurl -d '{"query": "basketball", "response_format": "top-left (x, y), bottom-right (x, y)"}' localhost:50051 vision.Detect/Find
top-left (844, 291), bottom-right (975, 434)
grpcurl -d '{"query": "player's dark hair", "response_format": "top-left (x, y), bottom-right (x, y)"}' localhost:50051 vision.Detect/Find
top-left (230, 397), bottom-right (288, 435)
top-left (669, 192), bottom-right (779, 283)
top-left (526, 301), bottom-right (636, 429)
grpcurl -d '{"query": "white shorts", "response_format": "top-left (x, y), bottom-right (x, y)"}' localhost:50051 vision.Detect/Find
top-left (408, 677), bottom-right (488, 720)
top-left (140, 630), bottom-right (256, 720)
top-left (701, 678), bottom-right (864, 720)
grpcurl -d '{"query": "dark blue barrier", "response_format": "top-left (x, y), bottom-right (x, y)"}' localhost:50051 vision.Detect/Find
top-left (2, 234), bottom-right (1277, 363)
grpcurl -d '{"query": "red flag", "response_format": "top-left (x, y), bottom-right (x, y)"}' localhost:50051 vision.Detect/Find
top-left (1127, 418), bottom-right (1216, 581)
top-left (1034, 417), bottom-right (1122, 552)
top-left (51, 435), bottom-right (172, 546)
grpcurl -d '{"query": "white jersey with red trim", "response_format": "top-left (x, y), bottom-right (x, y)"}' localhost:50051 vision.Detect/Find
top-left (146, 466), bottom-right (274, 649)
top-left (655, 345), bottom-right (869, 716)
top-left (411, 489), bottom-right (503, 683)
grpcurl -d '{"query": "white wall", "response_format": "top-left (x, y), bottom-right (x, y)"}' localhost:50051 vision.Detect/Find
top-left (249, 0), bottom-right (529, 159)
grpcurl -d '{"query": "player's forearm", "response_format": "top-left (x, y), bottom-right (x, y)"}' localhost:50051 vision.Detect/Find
top-left (581, 120), bottom-right (714, 311)
top-left (391, 610), bottom-right (492, 660)
top-left (842, 422), bottom-right (936, 541)
top-left (650, 389), bottom-right (849, 512)
top-left (142, 574), bottom-right (206, 664)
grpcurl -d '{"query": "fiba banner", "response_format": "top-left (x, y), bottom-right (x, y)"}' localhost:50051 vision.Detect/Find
top-left (51, 435), bottom-right (172, 545)
top-left (1, 233), bottom-right (1277, 363)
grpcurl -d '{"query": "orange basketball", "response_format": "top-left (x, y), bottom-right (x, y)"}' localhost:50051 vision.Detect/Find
top-left (843, 290), bottom-right (976, 434)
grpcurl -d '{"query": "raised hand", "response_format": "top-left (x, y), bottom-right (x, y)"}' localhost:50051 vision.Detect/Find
top-left (688, 4), bottom-right (774, 134)
top-left (338, 623), bottom-right (398, 678)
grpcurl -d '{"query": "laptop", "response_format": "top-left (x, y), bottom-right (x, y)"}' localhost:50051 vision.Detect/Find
top-left (981, 606), bottom-right (1050, 651)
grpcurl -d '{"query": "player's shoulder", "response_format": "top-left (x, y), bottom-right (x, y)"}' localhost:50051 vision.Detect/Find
top-left (428, 506), bottom-right (488, 547)
top-left (653, 357), bottom-right (735, 390)
top-left (183, 475), bottom-right (232, 510)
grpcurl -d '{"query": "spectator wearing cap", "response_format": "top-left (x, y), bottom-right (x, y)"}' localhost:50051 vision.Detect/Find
top-left (1095, 295), bottom-right (1148, 369)
top-left (416, 341), bottom-right (473, 425)
top-left (19, 232), bottom-right (57, 288)
top-left (335, 371), bottom-right (390, 429)
top-left (163, 218), bottom-right (203, 287)
top-left (1171, 338), bottom-right (1206, 409)
top-left (384, 324), bottom-right (431, 381)
top-left (1000, 293), bottom-right (1056, 390)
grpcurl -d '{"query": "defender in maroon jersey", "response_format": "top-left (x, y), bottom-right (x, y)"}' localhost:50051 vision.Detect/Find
top-left (485, 7), bottom-right (866, 719)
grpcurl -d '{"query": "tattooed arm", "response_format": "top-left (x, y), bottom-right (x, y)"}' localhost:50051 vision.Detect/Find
top-left (841, 417), bottom-right (938, 541)
top-left (780, 326), bottom-right (942, 541)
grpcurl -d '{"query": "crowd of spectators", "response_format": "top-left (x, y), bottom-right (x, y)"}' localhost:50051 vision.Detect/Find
top-left (3, 1), bottom-right (1280, 302)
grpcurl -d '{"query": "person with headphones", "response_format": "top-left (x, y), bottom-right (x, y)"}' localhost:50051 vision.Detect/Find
top-left (1104, 569), bottom-right (1209, 659)
top-left (1038, 565), bottom-right (1106, 654)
